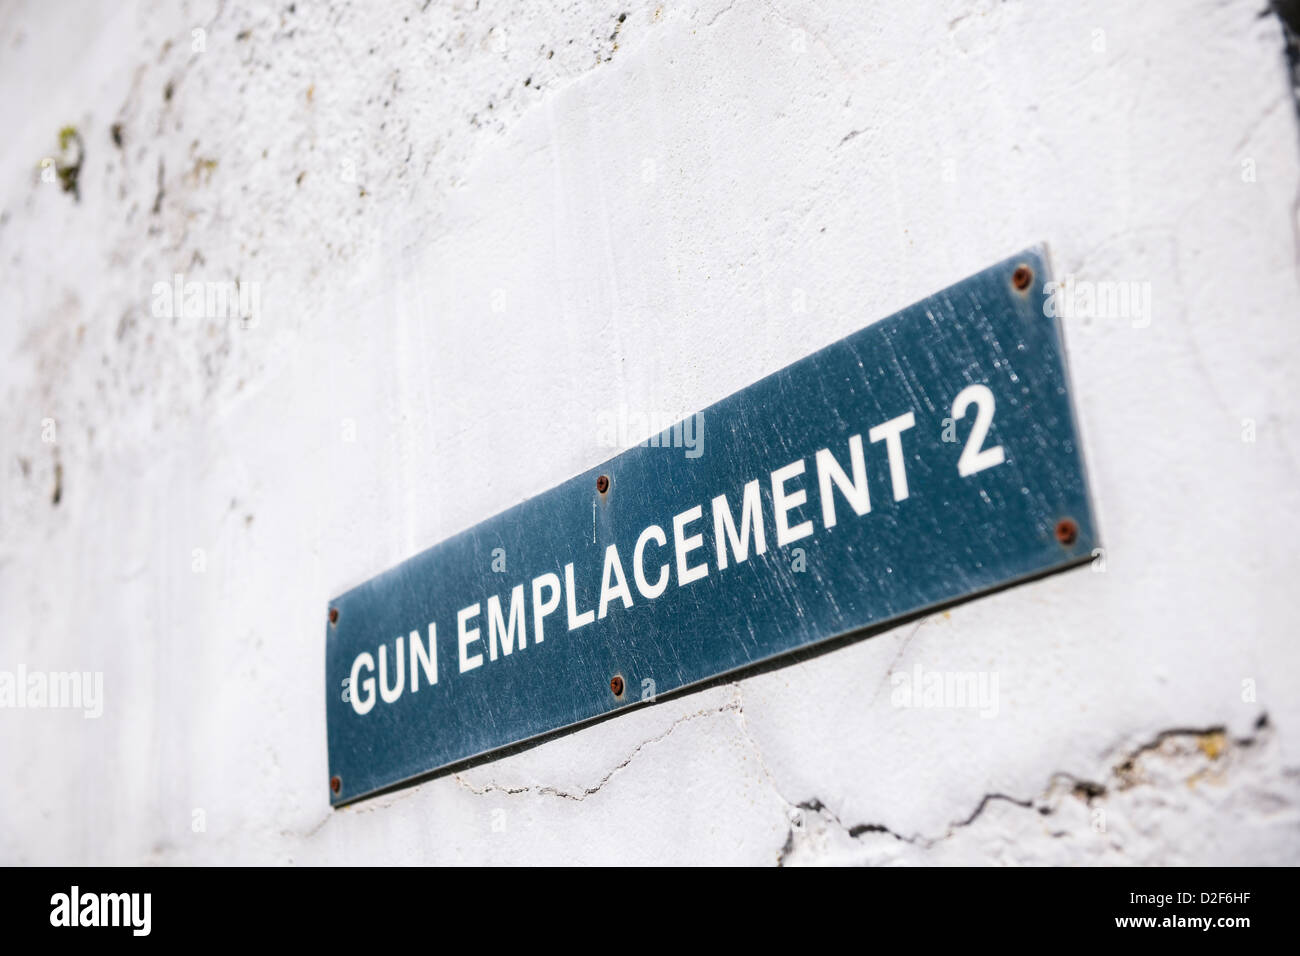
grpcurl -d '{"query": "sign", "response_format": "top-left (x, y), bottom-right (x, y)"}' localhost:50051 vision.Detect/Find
top-left (325, 246), bottom-right (1098, 805)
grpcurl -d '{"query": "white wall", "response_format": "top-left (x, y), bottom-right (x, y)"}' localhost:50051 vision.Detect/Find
top-left (1, 0), bottom-right (1298, 865)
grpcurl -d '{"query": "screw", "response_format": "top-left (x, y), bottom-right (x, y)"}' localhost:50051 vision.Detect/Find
top-left (1055, 518), bottom-right (1078, 546)
top-left (596, 474), bottom-right (610, 494)
top-left (609, 675), bottom-right (624, 697)
top-left (329, 607), bottom-right (339, 625)
top-left (1012, 264), bottom-right (1033, 292)
top-left (330, 775), bottom-right (341, 795)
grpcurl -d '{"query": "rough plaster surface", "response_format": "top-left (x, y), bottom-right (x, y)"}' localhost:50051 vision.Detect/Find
top-left (1, 0), bottom-right (1298, 865)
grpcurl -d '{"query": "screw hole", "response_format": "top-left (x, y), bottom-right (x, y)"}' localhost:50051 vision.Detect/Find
top-left (329, 607), bottom-right (339, 625)
top-left (1012, 264), bottom-right (1033, 292)
top-left (330, 775), bottom-right (341, 795)
top-left (596, 474), bottom-right (610, 494)
top-left (1055, 518), bottom-right (1078, 546)
top-left (609, 674), bottom-right (624, 697)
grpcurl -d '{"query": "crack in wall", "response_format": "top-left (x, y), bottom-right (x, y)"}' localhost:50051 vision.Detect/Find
top-left (374, 676), bottom-right (1277, 867)
top-left (273, 696), bottom-right (1279, 865)
top-left (776, 713), bottom-right (1274, 865)
top-left (452, 689), bottom-right (745, 802)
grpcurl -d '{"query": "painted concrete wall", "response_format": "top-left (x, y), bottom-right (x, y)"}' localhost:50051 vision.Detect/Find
top-left (1, 0), bottom-right (1298, 865)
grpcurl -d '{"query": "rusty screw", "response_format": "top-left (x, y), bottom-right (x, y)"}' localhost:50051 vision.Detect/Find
top-left (1055, 518), bottom-right (1079, 546)
top-left (609, 675), bottom-right (624, 697)
top-left (329, 607), bottom-right (339, 625)
top-left (596, 474), bottom-right (610, 494)
top-left (330, 775), bottom-right (341, 795)
top-left (1012, 264), bottom-right (1033, 292)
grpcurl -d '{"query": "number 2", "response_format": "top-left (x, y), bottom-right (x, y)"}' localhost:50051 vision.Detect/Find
top-left (952, 384), bottom-right (1005, 477)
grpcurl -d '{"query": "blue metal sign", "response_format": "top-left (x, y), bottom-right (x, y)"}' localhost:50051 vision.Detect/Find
top-left (325, 246), bottom-right (1097, 805)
